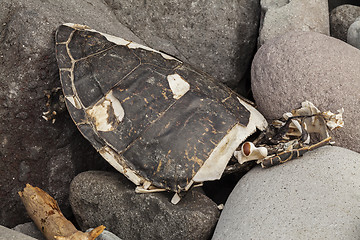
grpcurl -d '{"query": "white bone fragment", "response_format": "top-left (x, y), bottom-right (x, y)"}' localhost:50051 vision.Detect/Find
top-left (322, 108), bottom-right (344, 130)
top-left (234, 142), bottom-right (268, 164)
top-left (86, 91), bottom-right (124, 132)
top-left (167, 74), bottom-right (190, 99)
top-left (135, 186), bottom-right (167, 193)
top-left (171, 193), bottom-right (181, 204)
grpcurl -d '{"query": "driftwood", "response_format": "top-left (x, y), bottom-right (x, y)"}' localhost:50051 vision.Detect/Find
top-left (18, 184), bottom-right (105, 240)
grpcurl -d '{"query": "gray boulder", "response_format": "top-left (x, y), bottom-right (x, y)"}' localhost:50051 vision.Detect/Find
top-left (347, 17), bottom-right (360, 48)
top-left (251, 31), bottom-right (360, 153)
top-left (258, 0), bottom-right (329, 46)
top-left (70, 171), bottom-right (220, 240)
top-left (212, 146), bottom-right (360, 239)
top-left (104, 0), bottom-right (261, 91)
top-left (330, 4), bottom-right (360, 41)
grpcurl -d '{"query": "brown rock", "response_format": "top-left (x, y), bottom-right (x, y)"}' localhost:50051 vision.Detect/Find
top-left (251, 31), bottom-right (360, 153)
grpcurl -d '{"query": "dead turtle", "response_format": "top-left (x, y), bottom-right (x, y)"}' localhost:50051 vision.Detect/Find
top-left (54, 23), bottom-right (268, 203)
top-left (54, 23), bottom-right (343, 203)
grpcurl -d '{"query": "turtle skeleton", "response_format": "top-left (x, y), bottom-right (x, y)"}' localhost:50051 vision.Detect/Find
top-left (54, 23), bottom-right (343, 204)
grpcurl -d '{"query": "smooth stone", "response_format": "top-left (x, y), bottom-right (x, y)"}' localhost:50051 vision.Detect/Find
top-left (258, 0), bottom-right (329, 46)
top-left (105, 0), bottom-right (261, 90)
top-left (12, 222), bottom-right (45, 240)
top-left (251, 31), bottom-right (360, 153)
top-left (213, 146), bottom-right (360, 239)
top-left (70, 171), bottom-right (220, 240)
top-left (0, 225), bottom-right (37, 240)
top-left (347, 17), bottom-right (360, 49)
top-left (330, 4), bottom-right (360, 41)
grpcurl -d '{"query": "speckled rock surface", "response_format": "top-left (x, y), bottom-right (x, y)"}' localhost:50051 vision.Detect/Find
top-left (12, 222), bottom-right (45, 240)
top-left (70, 171), bottom-right (220, 240)
top-left (258, 0), bottom-right (329, 46)
top-left (0, 225), bottom-right (37, 240)
top-left (330, 4), bottom-right (360, 41)
top-left (212, 146), bottom-right (360, 240)
top-left (0, 0), bottom-right (139, 227)
top-left (251, 31), bottom-right (360, 153)
top-left (104, 0), bottom-right (261, 91)
top-left (347, 17), bottom-right (360, 48)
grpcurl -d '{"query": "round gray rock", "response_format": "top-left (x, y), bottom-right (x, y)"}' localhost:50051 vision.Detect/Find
top-left (212, 146), bottom-right (360, 239)
top-left (347, 17), bottom-right (360, 49)
top-left (330, 4), bottom-right (360, 41)
top-left (251, 31), bottom-right (360, 153)
top-left (70, 171), bottom-right (220, 240)
top-left (258, 0), bottom-right (329, 46)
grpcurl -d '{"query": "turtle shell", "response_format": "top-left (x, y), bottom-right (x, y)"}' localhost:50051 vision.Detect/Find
top-left (55, 23), bottom-right (267, 193)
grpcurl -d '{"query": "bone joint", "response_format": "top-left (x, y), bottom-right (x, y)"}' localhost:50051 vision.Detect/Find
top-left (234, 142), bottom-right (268, 164)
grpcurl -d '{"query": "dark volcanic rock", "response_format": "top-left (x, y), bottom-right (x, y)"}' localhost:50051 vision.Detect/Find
top-left (104, 0), bottom-right (261, 93)
top-left (0, 0), bottom-right (141, 227)
top-left (70, 171), bottom-right (220, 240)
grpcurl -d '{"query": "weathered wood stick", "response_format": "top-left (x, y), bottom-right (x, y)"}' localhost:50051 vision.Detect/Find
top-left (18, 184), bottom-right (105, 240)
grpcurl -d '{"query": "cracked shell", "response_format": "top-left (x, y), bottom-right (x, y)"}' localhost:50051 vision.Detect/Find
top-left (54, 23), bottom-right (268, 195)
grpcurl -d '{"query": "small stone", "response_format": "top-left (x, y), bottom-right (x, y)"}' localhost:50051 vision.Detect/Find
top-left (70, 171), bottom-right (220, 240)
top-left (12, 222), bottom-right (45, 240)
top-left (0, 225), bottom-right (37, 240)
top-left (258, 0), bottom-right (329, 46)
top-left (347, 17), bottom-right (360, 49)
top-left (330, 4), bottom-right (360, 41)
top-left (212, 146), bottom-right (360, 239)
top-left (251, 31), bottom-right (360, 153)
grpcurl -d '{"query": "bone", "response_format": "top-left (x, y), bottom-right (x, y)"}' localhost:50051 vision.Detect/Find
top-left (234, 142), bottom-right (268, 164)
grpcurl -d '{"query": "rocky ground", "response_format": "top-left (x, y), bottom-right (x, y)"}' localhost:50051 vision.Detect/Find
top-left (1, 0), bottom-right (360, 239)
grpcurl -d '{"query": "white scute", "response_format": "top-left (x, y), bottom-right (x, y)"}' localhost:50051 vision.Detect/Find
top-left (65, 95), bottom-right (82, 109)
top-left (106, 91), bottom-right (125, 121)
top-left (167, 74), bottom-right (190, 99)
top-left (86, 91), bottom-right (124, 132)
top-left (193, 99), bottom-right (267, 182)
